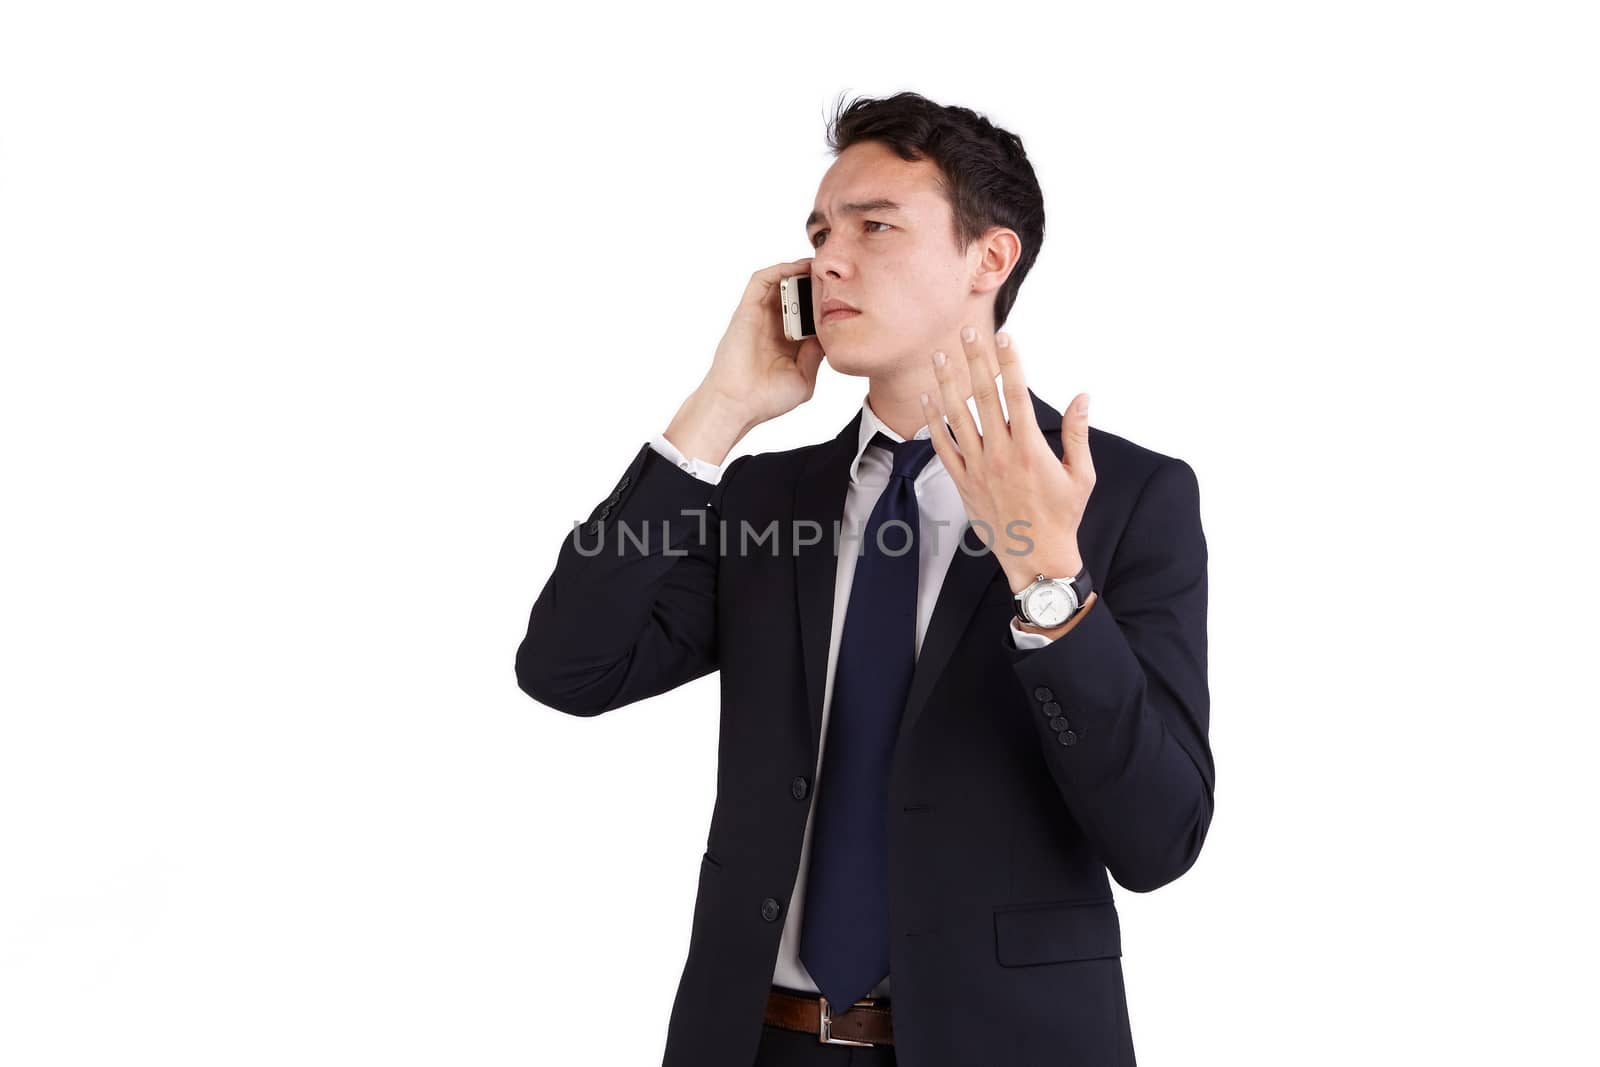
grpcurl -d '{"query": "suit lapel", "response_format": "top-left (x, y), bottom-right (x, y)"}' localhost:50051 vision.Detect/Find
top-left (793, 389), bottom-right (1065, 758)
top-left (794, 412), bottom-right (859, 755)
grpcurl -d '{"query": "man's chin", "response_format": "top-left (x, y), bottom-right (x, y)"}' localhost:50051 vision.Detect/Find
top-left (821, 344), bottom-right (880, 377)
top-left (825, 341), bottom-right (926, 380)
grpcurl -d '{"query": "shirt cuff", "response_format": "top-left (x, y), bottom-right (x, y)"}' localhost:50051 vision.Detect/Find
top-left (1009, 616), bottom-right (1056, 649)
top-left (650, 432), bottom-right (724, 485)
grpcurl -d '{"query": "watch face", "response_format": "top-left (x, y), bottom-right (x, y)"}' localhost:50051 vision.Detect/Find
top-left (1023, 581), bottom-right (1075, 627)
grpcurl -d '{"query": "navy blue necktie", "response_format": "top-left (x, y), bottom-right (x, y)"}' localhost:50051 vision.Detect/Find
top-left (800, 430), bottom-right (938, 1010)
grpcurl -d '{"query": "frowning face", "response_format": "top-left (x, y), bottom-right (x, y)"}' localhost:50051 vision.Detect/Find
top-left (805, 141), bottom-right (985, 381)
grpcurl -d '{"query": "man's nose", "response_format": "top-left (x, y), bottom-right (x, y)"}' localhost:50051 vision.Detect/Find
top-left (812, 244), bottom-right (850, 278)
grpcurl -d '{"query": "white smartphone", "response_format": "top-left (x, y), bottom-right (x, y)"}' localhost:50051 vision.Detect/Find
top-left (779, 273), bottom-right (815, 341)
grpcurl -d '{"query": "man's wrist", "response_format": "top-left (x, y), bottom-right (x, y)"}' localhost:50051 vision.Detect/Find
top-left (1014, 592), bottom-right (1097, 639)
top-left (663, 387), bottom-right (758, 469)
top-left (1005, 553), bottom-right (1084, 596)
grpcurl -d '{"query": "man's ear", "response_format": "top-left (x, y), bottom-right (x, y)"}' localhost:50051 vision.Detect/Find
top-left (969, 226), bottom-right (1022, 295)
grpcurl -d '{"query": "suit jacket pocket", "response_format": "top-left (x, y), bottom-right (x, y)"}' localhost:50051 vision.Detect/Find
top-left (993, 897), bottom-right (1121, 967)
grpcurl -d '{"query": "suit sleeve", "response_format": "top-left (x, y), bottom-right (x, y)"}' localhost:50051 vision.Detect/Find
top-left (514, 441), bottom-right (748, 716)
top-left (1004, 456), bottom-right (1213, 893)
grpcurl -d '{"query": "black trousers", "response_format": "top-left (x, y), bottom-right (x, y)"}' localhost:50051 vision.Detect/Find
top-left (752, 1022), bottom-right (899, 1065)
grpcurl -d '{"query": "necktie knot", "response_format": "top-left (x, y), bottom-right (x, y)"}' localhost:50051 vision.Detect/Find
top-left (872, 431), bottom-right (937, 482)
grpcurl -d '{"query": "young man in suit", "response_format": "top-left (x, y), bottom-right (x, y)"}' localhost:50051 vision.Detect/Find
top-left (516, 91), bottom-right (1213, 1066)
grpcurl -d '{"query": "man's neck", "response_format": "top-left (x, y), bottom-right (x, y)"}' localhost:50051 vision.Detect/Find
top-left (866, 380), bottom-right (939, 442)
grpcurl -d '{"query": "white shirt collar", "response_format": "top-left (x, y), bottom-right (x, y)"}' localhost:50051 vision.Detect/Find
top-left (848, 394), bottom-right (940, 486)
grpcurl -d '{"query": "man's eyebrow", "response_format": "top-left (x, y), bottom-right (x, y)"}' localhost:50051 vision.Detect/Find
top-left (805, 198), bottom-right (904, 231)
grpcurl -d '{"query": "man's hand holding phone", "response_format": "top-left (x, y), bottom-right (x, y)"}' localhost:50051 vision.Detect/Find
top-left (663, 257), bottom-right (826, 468)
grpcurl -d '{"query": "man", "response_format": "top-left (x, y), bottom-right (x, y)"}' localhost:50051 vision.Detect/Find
top-left (516, 91), bottom-right (1213, 1067)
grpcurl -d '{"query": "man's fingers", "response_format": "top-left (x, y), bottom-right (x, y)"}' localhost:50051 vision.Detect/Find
top-left (994, 332), bottom-right (1040, 439)
top-left (920, 389), bottom-right (965, 480)
top-left (933, 349), bottom-right (984, 462)
top-left (959, 325), bottom-right (1008, 442)
top-left (742, 257), bottom-right (815, 309)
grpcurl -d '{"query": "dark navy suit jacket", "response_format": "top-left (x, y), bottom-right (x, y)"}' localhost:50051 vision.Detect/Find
top-left (516, 388), bottom-right (1214, 1067)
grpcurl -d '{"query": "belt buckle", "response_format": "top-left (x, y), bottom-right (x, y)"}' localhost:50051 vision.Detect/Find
top-left (817, 995), bottom-right (876, 1047)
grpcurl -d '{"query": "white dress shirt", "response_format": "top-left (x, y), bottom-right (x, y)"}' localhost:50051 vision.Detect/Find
top-left (648, 395), bottom-right (1055, 999)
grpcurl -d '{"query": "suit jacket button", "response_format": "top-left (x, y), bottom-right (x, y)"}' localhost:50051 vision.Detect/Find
top-left (1033, 686), bottom-right (1053, 702)
top-left (1042, 701), bottom-right (1062, 717)
top-left (791, 776), bottom-right (809, 800)
top-left (761, 898), bottom-right (783, 922)
top-left (1058, 729), bottom-right (1078, 746)
top-left (1049, 716), bottom-right (1070, 732)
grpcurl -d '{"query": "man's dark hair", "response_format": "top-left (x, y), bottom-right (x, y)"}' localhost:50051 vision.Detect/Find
top-left (823, 90), bottom-right (1046, 330)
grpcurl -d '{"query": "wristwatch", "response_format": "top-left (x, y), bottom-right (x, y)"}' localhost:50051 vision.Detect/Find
top-left (1012, 566), bottom-right (1094, 628)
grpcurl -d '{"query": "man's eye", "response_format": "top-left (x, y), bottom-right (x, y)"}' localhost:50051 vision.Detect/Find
top-left (811, 221), bottom-right (891, 248)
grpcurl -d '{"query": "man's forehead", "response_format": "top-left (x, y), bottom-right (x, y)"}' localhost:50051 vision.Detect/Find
top-left (808, 167), bottom-right (941, 226)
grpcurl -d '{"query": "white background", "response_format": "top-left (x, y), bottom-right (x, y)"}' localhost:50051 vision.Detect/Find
top-left (2, 2), bottom-right (1596, 1063)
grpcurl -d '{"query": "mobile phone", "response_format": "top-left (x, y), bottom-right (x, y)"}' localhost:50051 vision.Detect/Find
top-left (780, 273), bottom-right (815, 341)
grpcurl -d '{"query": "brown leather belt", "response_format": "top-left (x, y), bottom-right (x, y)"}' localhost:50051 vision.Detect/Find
top-left (765, 987), bottom-right (894, 1047)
